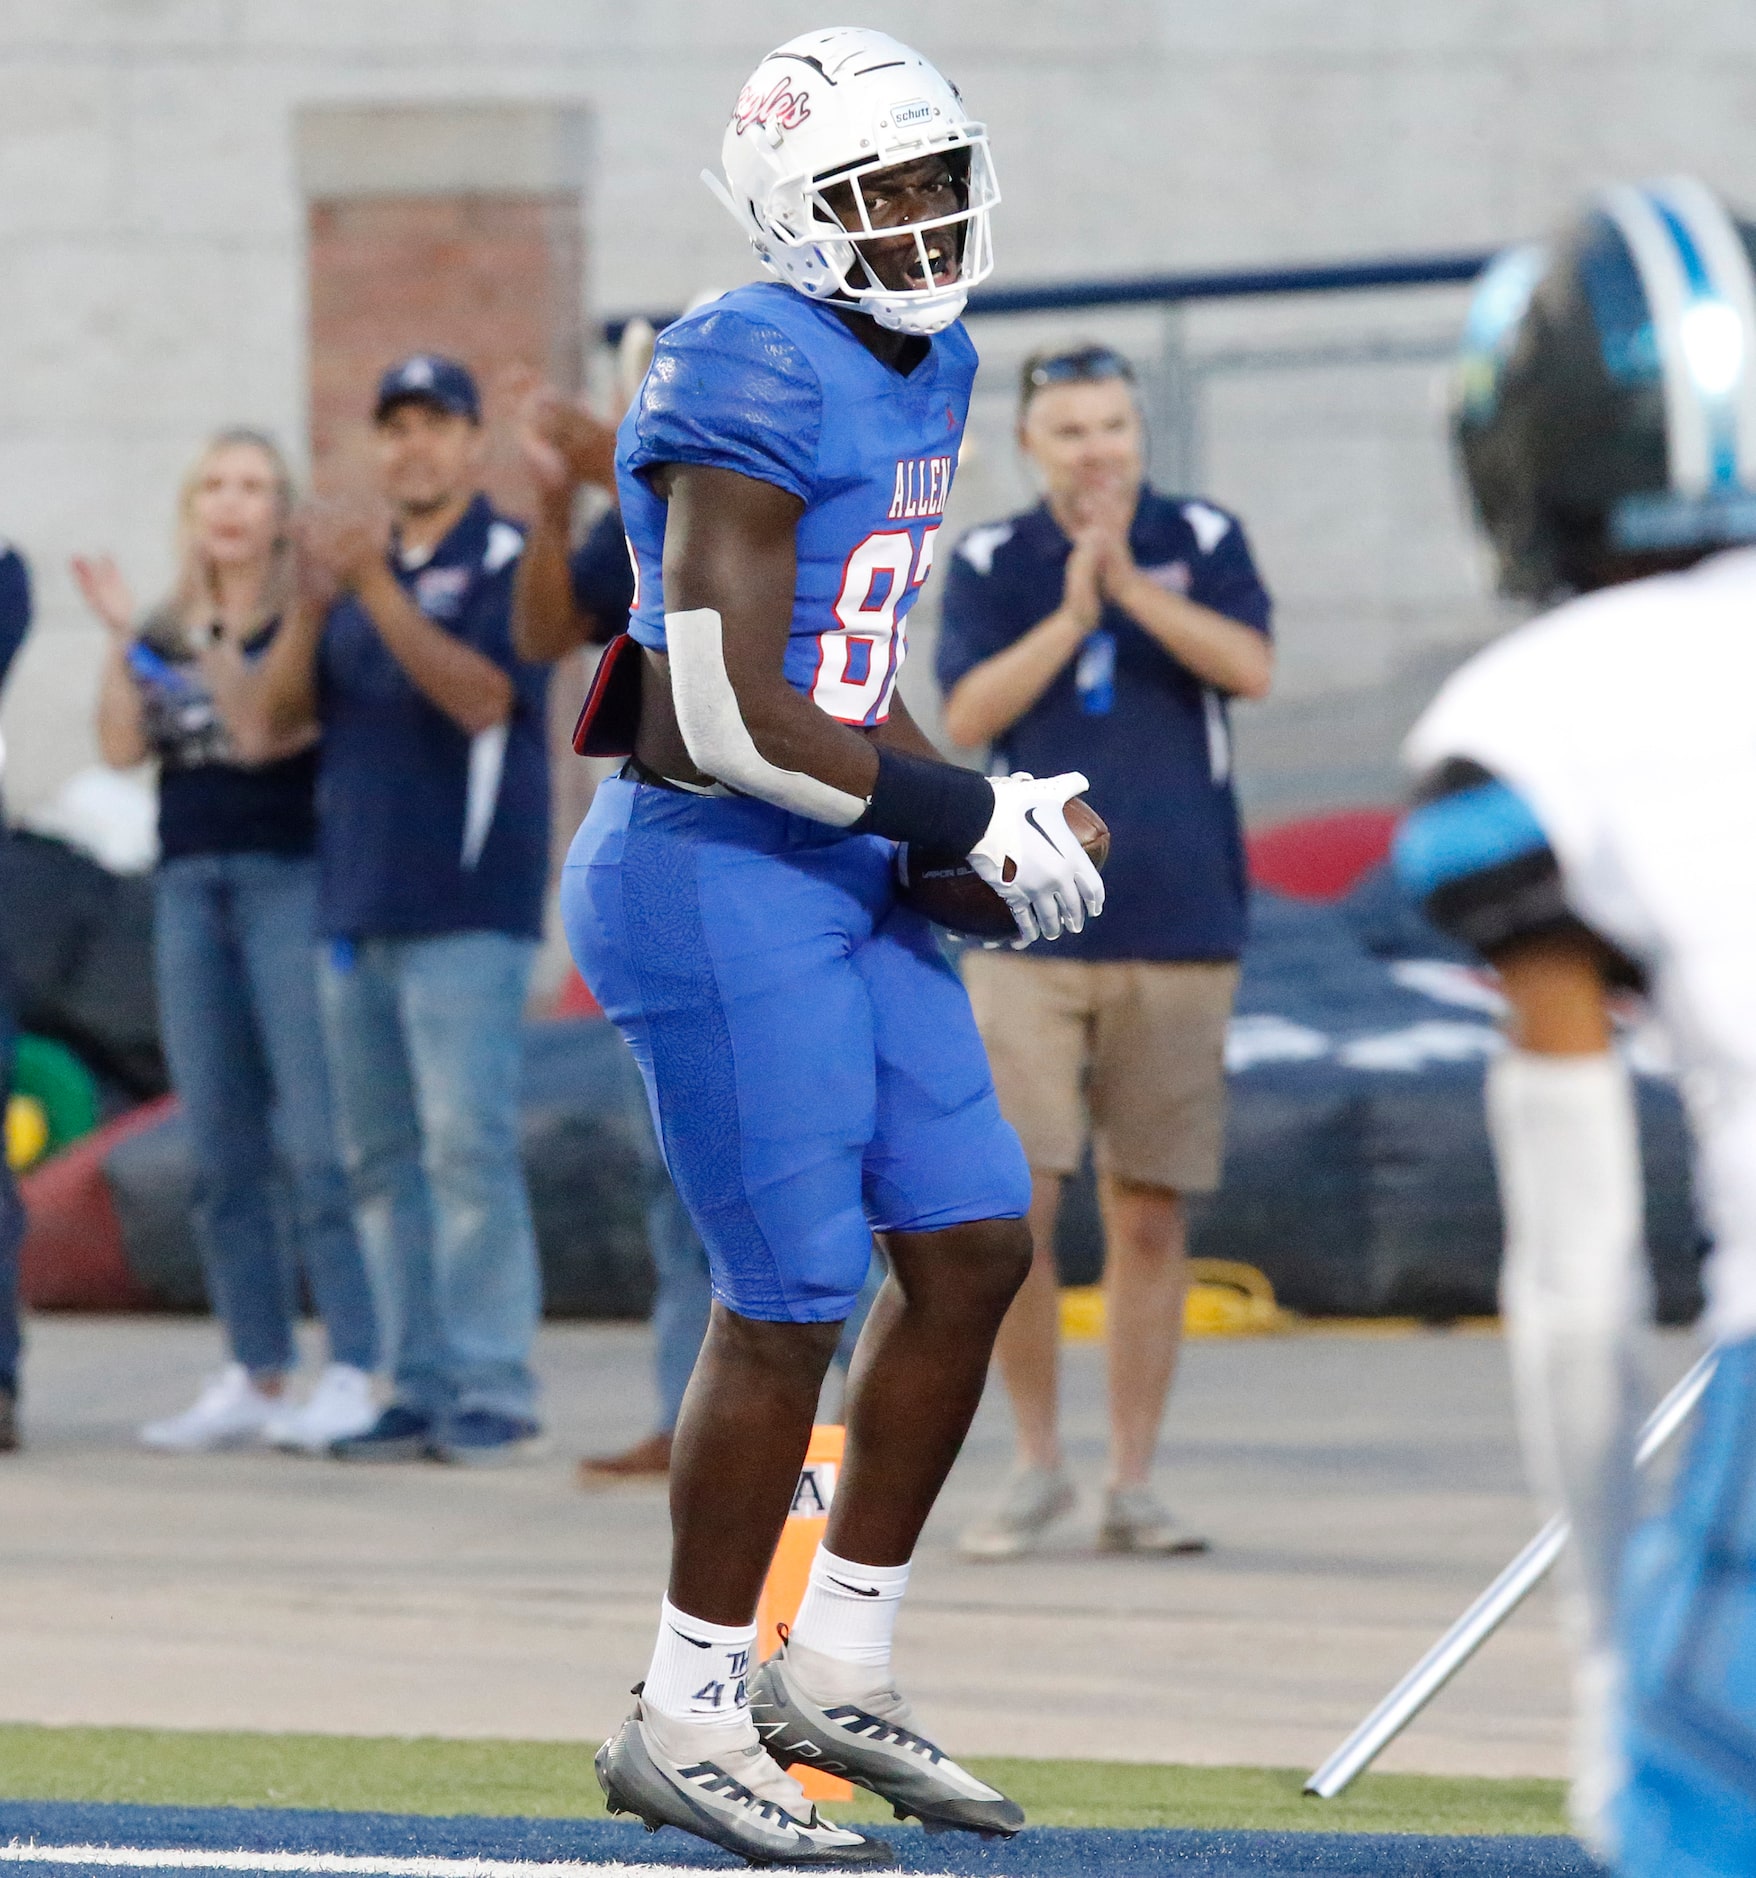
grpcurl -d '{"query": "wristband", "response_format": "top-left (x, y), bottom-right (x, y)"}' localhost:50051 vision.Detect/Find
top-left (856, 748), bottom-right (995, 855)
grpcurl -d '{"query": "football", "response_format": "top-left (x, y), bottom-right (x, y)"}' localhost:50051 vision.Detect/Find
top-left (895, 797), bottom-right (1111, 941)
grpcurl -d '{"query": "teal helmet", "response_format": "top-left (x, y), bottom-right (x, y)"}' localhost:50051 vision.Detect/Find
top-left (1455, 178), bottom-right (1756, 600)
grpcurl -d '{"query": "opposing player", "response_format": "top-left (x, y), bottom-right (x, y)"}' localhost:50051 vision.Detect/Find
top-left (1394, 178), bottom-right (1756, 1876)
top-left (560, 29), bottom-right (1104, 1866)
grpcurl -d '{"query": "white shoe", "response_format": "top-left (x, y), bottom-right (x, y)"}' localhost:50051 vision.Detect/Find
top-left (138, 1365), bottom-right (279, 1453)
top-left (264, 1364), bottom-right (379, 1454)
top-left (1097, 1485), bottom-right (1210, 1556)
top-left (957, 1465), bottom-right (1076, 1560)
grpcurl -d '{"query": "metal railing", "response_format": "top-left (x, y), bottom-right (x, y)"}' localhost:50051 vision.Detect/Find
top-left (600, 247), bottom-right (1496, 344)
top-left (1304, 1350), bottom-right (1717, 1799)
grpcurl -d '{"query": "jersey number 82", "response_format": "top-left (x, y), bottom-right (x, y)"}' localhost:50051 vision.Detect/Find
top-left (813, 526), bottom-right (940, 725)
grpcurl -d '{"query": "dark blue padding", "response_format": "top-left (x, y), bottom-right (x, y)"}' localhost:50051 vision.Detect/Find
top-left (0, 1800), bottom-right (1603, 1876)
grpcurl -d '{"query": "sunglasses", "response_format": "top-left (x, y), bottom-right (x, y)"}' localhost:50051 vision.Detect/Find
top-left (1024, 345), bottom-right (1136, 391)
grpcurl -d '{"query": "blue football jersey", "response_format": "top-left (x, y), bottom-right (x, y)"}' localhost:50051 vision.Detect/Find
top-left (616, 281), bottom-right (976, 727)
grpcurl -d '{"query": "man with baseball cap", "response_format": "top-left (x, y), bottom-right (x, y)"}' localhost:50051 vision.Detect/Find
top-left (261, 353), bottom-right (550, 1464)
top-left (374, 353), bottom-right (481, 424)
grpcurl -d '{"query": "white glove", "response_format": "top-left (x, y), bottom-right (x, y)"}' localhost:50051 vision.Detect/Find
top-left (968, 771), bottom-right (1106, 947)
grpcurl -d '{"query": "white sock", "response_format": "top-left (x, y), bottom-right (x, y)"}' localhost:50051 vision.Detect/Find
top-left (787, 1546), bottom-right (910, 1670)
top-left (642, 1598), bottom-right (757, 1733)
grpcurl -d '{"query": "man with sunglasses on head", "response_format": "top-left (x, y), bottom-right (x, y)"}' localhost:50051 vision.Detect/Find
top-left (561, 28), bottom-right (1102, 1867)
top-left (939, 343), bottom-right (1274, 1562)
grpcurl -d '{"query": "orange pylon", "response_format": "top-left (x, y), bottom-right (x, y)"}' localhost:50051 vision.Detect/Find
top-left (756, 1424), bottom-right (853, 1802)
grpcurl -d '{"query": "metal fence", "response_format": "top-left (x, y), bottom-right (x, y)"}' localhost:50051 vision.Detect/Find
top-left (604, 249), bottom-right (1519, 820)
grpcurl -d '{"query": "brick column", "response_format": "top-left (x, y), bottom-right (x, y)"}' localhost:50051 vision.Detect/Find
top-left (298, 105), bottom-right (599, 1001)
top-left (298, 104), bottom-right (592, 512)
top-left (306, 191), bottom-right (584, 513)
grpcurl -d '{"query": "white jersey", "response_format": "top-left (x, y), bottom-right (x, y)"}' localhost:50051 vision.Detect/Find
top-left (1406, 547), bottom-right (1756, 1342)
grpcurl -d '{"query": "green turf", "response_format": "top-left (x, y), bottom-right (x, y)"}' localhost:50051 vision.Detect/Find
top-left (0, 1723), bottom-right (1566, 1837)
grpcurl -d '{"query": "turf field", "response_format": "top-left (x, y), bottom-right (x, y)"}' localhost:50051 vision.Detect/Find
top-left (0, 1724), bottom-right (1567, 1836)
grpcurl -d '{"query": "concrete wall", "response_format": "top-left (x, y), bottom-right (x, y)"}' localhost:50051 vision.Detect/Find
top-left (3, 1), bottom-right (1753, 814)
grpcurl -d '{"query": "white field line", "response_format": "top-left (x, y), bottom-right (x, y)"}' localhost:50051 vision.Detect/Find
top-left (0, 1850), bottom-right (962, 1878)
top-left (0, 1848), bottom-right (717, 1877)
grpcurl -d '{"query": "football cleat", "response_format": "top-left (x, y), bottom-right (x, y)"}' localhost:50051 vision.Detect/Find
top-left (596, 1694), bottom-right (894, 1867)
top-left (749, 1640), bottom-right (1024, 1838)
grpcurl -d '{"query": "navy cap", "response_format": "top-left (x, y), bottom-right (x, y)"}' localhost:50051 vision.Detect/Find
top-left (373, 354), bottom-right (481, 423)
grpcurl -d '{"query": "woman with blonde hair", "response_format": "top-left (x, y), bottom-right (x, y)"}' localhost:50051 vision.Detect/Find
top-left (77, 427), bottom-right (378, 1452)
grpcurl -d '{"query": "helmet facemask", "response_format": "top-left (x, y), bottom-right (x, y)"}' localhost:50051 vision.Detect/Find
top-left (801, 143), bottom-right (996, 334)
top-left (714, 135), bottom-right (999, 337)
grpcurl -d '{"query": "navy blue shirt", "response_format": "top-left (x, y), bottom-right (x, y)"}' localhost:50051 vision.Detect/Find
top-left (134, 615), bottom-right (317, 862)
top-left (0, 546), bottom-right (29, 691)
top-left (569, 507), bottom-right (635, 643)
top-left (937, 489), bottom-right (1271, 962)
top-left (317, 494), bottom-right (551, 942)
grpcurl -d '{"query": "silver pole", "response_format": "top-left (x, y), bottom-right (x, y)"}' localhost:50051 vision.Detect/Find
top-left (1304, 1349), bottom-right (1718, 1800)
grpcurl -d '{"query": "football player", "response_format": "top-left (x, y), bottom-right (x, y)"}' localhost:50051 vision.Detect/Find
top-left (560, 28), bottom-right (1104, 1867)
top-left (1395, 178), bottom-right (1756, 1877)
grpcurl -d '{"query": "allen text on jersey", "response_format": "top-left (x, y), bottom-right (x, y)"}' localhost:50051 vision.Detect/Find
top-left (888, 454), bottom-right (954, 522)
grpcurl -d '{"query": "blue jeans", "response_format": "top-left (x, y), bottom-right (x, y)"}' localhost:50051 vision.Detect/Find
top-left (153, 853), bottom-right (377, 1377)
top-left (317, 930), bottom-right (541, 1421)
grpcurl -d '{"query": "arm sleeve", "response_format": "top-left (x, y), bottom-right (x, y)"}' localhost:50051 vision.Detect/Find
top-left (935, 543), bottom-right (1024, 696)
top-left (1187, 509), bottom-right (1273, 637)
top-left (569, 508), bottom-right (636, 642)
top-left (0, 548), bottom-right (33, 692)
top-left (623, 309), bottom-right (822, 503)
top-left (1391, 757), bottom-right (1638, 982)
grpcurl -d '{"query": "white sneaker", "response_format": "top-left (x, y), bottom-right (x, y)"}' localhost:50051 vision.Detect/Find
top-left (958, 1465), bottom-right (1077, 1560)
top-left (1097, 1485), bottom-right (1210, 1556)
top-left (264, 1364), bottom-right (379, 1454)
top-left (138, 1365), bottom-right (279, 1453)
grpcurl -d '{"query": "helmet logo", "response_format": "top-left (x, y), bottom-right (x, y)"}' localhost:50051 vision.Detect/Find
top-left (891, 99), bottom-right (936, 128)
top-left (733, 78), bottom-right (812, 137)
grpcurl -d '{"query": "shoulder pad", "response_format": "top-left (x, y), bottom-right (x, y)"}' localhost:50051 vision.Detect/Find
top-left (1393, 760), bottom-right (1579, 963)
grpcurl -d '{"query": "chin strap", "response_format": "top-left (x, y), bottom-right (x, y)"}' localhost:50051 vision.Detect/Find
top-left (1487, 1047), bottom-right (1651, 1855)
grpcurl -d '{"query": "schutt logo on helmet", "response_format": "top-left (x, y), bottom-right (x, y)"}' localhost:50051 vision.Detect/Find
top-left (733, 79), bottom-right (812, 137)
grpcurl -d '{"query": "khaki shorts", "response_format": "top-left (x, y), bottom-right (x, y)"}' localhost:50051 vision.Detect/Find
top-left (963, 951), bottom-right (1240, 1194)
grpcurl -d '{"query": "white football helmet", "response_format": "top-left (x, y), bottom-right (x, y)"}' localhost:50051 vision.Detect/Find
top-left (704, 27), bottom-right (999, 337)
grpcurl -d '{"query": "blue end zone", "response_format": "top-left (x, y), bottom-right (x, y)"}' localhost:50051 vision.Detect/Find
top-left (0, 1800), bottom-right (1604, 1876)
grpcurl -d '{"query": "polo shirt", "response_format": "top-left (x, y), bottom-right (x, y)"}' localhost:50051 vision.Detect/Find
top-left (0, 544), bottom-right (28, 804)
top-left (936, 487), bottom-right (1271, 962)
top-left (0, 546), bottom-right (29, 690)
top-left (317, 494), bottom-right (550, 942)
top-left (569, 507), bottom-right (636, 643)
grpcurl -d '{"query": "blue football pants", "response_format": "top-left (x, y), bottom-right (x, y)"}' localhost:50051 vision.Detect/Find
top-left (561, 777), bottom-right (1030, 1324)
top-left (1619, 1336), bottom-right (1756, 1876)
